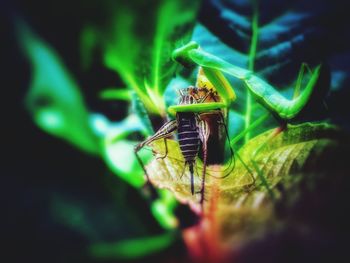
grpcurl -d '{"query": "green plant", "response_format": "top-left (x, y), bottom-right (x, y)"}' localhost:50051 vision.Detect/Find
top-left (14, 0), bottom-right (348, 261)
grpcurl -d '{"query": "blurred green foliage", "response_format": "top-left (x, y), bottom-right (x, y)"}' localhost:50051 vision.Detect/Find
top-left (13, 0), bottom-right (337, 260)
top-left (87, 0), bottom-right (201, 116)
top-left (14, 0), bottom-right (201, 258)
top-left (16, 21), bottom-right (101, 155)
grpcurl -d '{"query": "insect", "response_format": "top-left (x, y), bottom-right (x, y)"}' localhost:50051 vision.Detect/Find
top-left (173, 42), bottom-right (321, 121)
top-left (135, 78), bottom-right (235, 205)
top-left (172, 41), bottom-right (322, 198)
top-left (136, 41), bottom-right (321, 205)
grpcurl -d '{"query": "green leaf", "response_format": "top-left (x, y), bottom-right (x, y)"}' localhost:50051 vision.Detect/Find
top-left (103, 115), bottom-right (150, 188)
top-left (99, 88), bottom-right (132, 101)
top-left (131, 93), bottom-right (155, 136)
top-left (91, 0), bottom-right (200, 116)
top-left (144, 123), bottom-right (348, 251)
top-left (90, 231), bottom-right (176, 260)
top-left (146, 122), bottom-right (343, 206)
top-left (102, 115), bottom-right (178, 229)
top-left (16, 20), bottom-right (100, 155)
top-left (51, 193), bottom-right (177, 260)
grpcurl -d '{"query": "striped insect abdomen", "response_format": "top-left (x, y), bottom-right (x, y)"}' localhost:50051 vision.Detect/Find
top-left (176, 112), bottom-right (200, 163)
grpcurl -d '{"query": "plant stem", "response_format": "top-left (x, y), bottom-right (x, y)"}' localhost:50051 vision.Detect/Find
top-left (244, 0), bottom-right (259, 143)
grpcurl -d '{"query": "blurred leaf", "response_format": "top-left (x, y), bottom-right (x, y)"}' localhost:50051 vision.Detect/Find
top-left (151, 189), bottom-right (178, 229)
top-left (80, 25), bottom-right (98, 71)
top-left (90, 231), bottom-right (177, 260)
top-left (16, 20), bottom-right (100, 155)
top-left (103, 115), bottom-right (150, 188)
top-left (92, 0), bottom-right (201, 116)
top-left (104, 140), bottom-right (147, 188)
top-left (50, 191), bottom-right (177, 259)
top-left (131, 93), bottom-right (154, 136)
top-left (145, 122), bottom-right (348, 254)
top-left (99, 88), bottom-right (132, 101)
top-left (91, 115), bottom-right (179, 230)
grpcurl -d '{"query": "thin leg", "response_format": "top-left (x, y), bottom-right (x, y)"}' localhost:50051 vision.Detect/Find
top-left (135, 149), bottom-right (151, 183)
top-left (230, 113), bottom-right (270, 148)
top-left (228, 111), bottom-right (279, 192)
top-left (134, 119), bottom-right (177, 183)
top-left (251, 122), bottom-right (286, 158)
top-left (156, 138), bottom-right (168, 160)
top-left (196, 110), bottom-right (235, 179)
top-left (197, 89), bottom-right (213, 103)
top-left (216, 112), bottom-right (236, 178)
top-left (189, 162), bottom-right (195, 195)
top-left (249, 122), bottom-right (287, 200)
top-left (134, 151), bottom-right (159, 200)
top-left (234, 152), bottom-right (256, 185)
top-left (293, 63), bottom-right (306, 98)
top-left (293, 63), bottom-right (313, 99)
top-left (134, 120), bottom-right (177, 152)
top-left (199, 144), bottom-right (208, 207)
top-left (198, 119), bottom-right (210, 209)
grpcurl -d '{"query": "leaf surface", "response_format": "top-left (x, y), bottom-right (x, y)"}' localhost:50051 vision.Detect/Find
top-left (146, 122), bottom-right (348, 250)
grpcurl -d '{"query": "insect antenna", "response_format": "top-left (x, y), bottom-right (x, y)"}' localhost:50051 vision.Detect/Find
top-left (204, 112), bottom-right (236, 179)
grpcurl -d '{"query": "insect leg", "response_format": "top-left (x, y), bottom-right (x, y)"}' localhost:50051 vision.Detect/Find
top-left (173, 42), bottom-right (321, 120)
top-left (214, 112), bottom-right (237, 179)
top-left (134, 152), bottom-right (158, 200)
top-left (134, 120), bottom-right (177, 182)
top-left (294, 63), bottom-right (306, 99)
top-left (248, 123), bottom-right (287, 200)
top-left (156, 138), bottom-right (168, 160)
top-left (195, 111), bottom-right (235, 179)
top-left (198, 119), bottom-right (210, 206)
top-left (135, 120), bottom-right (177, 152)
top-left (293, 63), bottom-right (314, 99)
top-left (189, 162), bottom-right (195, 195)
top-left (230, 113), bottom-right (270, 148)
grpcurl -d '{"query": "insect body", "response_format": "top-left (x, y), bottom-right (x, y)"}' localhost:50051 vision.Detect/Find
top-left (172, 41), bottom-right (322, 121)
top-left (136, 42), bottom-right (321, 207)
top-left (176, 111), bottom-right (200, 195)
top-left (135, 86), bottom-right (230, 204)
top-left (171, 42), bottom-right (322, 200)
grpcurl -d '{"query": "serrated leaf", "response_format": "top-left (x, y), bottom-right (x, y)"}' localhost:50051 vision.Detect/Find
top-left (147, 123), bottom-right (338, 208)
top-left (144, 122), bottom-right (348, 253)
